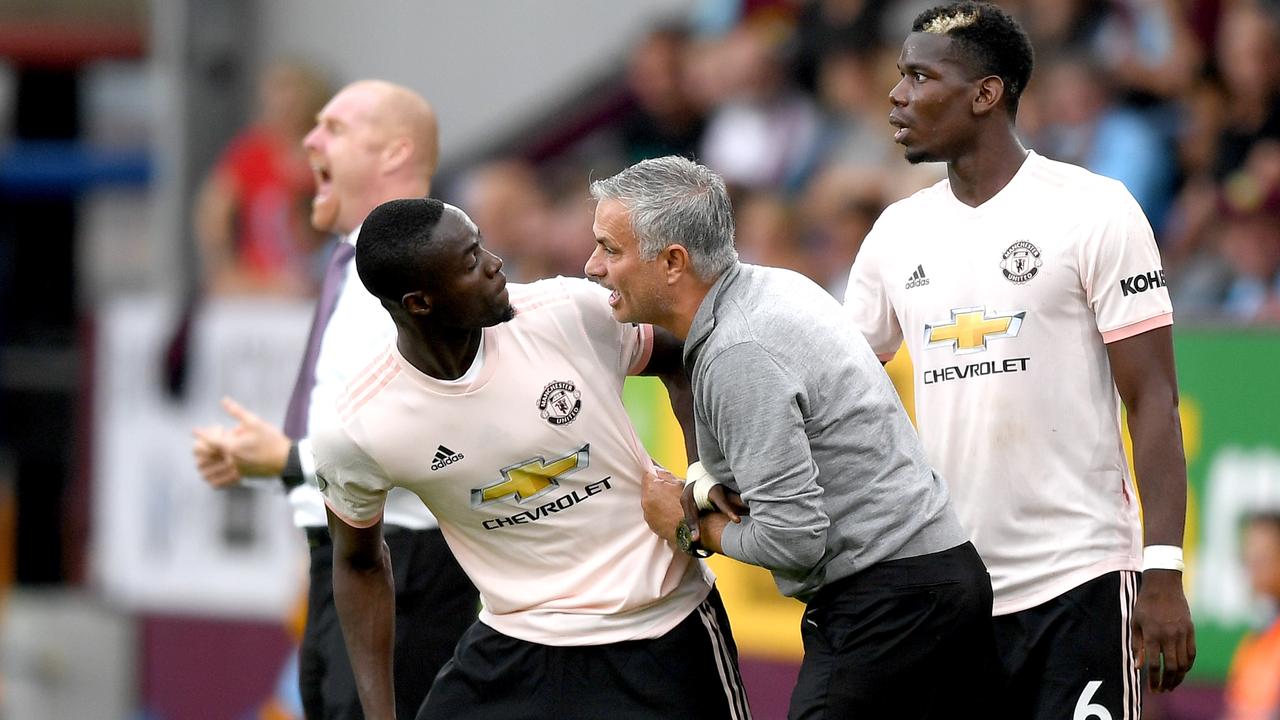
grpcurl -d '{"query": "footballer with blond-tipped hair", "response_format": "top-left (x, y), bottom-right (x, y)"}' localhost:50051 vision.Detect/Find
top-left (846, 3), bottom-right (1195, 717)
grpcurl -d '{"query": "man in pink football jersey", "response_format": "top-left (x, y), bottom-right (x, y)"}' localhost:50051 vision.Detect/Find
top-left (312, 197), bottom-right (750, 720)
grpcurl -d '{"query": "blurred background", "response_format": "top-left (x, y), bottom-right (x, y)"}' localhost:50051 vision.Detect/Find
top-left (1, 0), bottom-right (1278, 718)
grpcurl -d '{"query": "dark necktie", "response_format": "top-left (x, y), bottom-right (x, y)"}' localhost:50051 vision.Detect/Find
top-left (283, 240), bottom-right (356, 439)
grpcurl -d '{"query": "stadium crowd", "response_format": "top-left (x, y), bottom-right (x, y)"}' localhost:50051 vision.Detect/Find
top-left (405, 0), bottom-right (1280, 324)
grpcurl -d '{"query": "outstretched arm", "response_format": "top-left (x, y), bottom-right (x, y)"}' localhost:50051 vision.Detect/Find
top-left (195, 397), bottom-right (292, 477)
top-left (328, 508), bottom-right (397, 719)
top-left (1107, 325), bottom-right (1196, 692)
top-left (190, 396), bottom-right (315, 494)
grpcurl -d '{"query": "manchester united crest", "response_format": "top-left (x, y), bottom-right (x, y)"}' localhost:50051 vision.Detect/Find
top-left (538, 380), bottom-right (582, 425)
top-left (1000, 241), bottom-right (1042, 284)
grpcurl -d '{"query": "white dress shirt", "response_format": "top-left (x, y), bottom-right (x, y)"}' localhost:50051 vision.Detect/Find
top-left (289, 226), bottom-right (439, 530)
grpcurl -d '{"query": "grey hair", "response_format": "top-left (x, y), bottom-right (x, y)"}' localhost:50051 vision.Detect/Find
top-left (590, 156), bottom-right (738, 279)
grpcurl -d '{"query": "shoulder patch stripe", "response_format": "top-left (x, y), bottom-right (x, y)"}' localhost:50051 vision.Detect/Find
top-left (342, 348), bottom-right (395, 399)
top-left (338, 350), bottom-right (397, 415)
top-left (340, 363), bottom-right (401, 422)
top-left (337, 353), bottom-right (395, 416)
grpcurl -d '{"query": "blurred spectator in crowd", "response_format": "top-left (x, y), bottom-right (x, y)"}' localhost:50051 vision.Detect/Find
top-left (699, 20), bottom-right (824, 193)
top-left (1174, 77), bottom-right (1228, 191)
top-left (540, 160), bottom-right (607, 277)
top-left (812, 45), bottom-right (899, 171)
top-left (733, 190), bottom-right (813, 277)
top-left (799, 165), bottom-right (887, 295)
top-left (456, 159), bottom-right (554, 282)
top-left (1165, 4), bottom-right (1279, 301)
top-left (1014, 0), bottom-right (1197, 230)
top-left (194, 59), bottom-right (330, 297)
top-left (789, 0), bottom-right (891, 93)
top-left (1218, 208), bottom-right (1280, 322)
top-left (1091, 0), bottom-right (1200, 103)
top-left (681, 32), bottom-right (740, 113)
top-left (619, 24), bottom-right (707, 163)
top-left (1221, 511), bottom-right (1280, 719)
top-left (1030, 53), bottom-right (1176, 228)
top-left (1010, 0), bottom-right (1200, 95)
top-left (452, 0), bottom-right (1280, 328)
top-left (452, 157), bottom-right (599, 283)
top-left (1171, 140), bottom-right (1280, 319)
top-left (1209, 1), bottom-right (1280, 181)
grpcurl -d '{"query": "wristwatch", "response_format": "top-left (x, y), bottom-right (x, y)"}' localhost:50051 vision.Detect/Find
top-left (676, 518), bottom-right (712, 558)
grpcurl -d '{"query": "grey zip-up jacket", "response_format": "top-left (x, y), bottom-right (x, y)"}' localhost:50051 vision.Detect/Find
top-left (684, 263), bottom-right (967, 601)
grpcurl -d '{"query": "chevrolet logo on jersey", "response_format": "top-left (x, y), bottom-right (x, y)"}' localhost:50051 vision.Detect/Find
top-left (471, 444), bottom-right (590, 507)
top-left (925, 307), bottom-right (1025, 354)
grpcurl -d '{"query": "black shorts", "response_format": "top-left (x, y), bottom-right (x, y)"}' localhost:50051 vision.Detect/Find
top-left (789, 541), bottom-right (997, 719)
top-left (299, 526), bottom-right (478, 720)
top-left (993, 570), bottom-right (1142, 720)
top-left (417, 586), bottom-right (751, 720)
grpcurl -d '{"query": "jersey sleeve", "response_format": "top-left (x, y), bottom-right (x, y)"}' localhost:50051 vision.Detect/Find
top-left (843, 221), bottom-right (903, 361)
top-left (312, 415), bottom-right (391, 528)
top-left (1076, 184), bottom-right (1173, 343)
top-left (563, 277), bottom-right (654, 376)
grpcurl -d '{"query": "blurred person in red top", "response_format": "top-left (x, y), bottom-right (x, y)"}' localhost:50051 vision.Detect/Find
top-left (1223, 512), bottom-right (1280, 720)
top-left (195, 59), bottom-right (331, 296)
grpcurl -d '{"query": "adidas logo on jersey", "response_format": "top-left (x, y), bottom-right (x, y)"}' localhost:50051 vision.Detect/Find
top-left (431, 445), bottom-right (465, 471)
top-left (905, 264), bottom-right (930, 289)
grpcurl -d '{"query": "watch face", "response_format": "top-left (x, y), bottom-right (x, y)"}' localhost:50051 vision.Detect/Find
top-left (676, 519), bottom-right (694, 554)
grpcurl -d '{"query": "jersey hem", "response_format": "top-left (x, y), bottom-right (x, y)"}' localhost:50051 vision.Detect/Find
top-left (476, 570), bottom-right (714, 646)
top-left (991, 555), bottom-right (1140, 616)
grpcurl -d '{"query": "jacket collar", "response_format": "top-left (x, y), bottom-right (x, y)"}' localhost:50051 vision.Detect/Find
top-left (682, 262), bottom-right (742, 367)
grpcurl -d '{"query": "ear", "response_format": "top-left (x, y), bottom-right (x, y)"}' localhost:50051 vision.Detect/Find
top-left (401, 290), bottom-right (431, 316)
top-left (659, 244), bottom-right (693, 285)
top-left (972, 75), bottom-right (1005, 117)
top-left (382, 137), bottom-right (413, 175)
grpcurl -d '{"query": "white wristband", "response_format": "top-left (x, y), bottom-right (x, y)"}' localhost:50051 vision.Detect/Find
top-left (685, 462), bottom-right (718, 513)
top-left (1142, 545), bottom-right (1185, 572)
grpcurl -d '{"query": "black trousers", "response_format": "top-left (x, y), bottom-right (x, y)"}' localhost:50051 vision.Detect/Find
top-left (992, 570), bottom-right (1142, 720)
top-left (299, 526), bottom-right (478, 720)
top-left (418, 586), bottom-right (752, 720)
top-left (789, 541), bottom-right (997, 719)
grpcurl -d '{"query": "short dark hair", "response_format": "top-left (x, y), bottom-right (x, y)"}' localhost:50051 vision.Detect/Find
top-left (912, 2), bottom-right (1034, 115)
top-left (356, 197), bottom-right (444, 302)
top-left (1246, 511), bottom-right (1280, 534)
